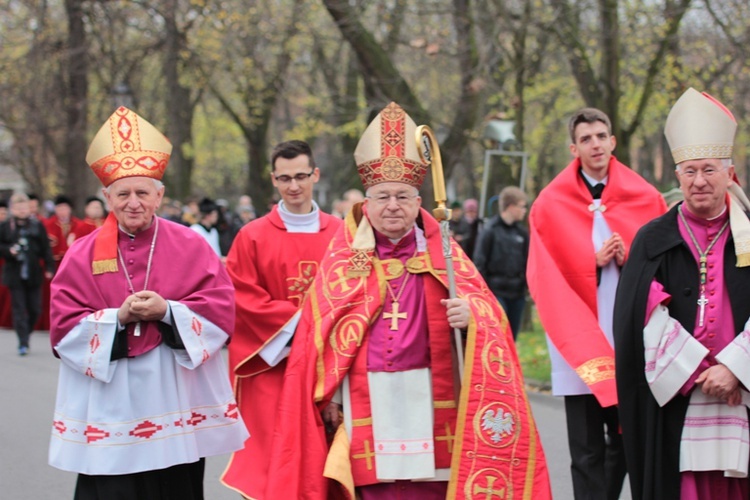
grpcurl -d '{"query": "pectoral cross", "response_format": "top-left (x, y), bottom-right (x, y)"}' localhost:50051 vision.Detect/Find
top-left (383, 301), bottom-right (407, 330)
top-left (697, 294), bottom-right (708, 327)
top-left (697, 256), bottom-right (708, 328)
top-left (134, 321), bottom-right (141, 336)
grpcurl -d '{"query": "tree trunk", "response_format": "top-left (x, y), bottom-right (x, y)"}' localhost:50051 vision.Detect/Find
top-left (163, 0), bottom-right (195, 201)
top-left (64, 0), bottom-right (92, 213)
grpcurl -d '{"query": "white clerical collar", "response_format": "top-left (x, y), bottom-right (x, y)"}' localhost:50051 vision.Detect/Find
top-left (387, 226), bottom-right (427, 252)
top-left (278, 200), bottom-right (320, 233)
top-left (581, 170), bottom-right (608, 186)
top-left (708, 205), bottom-right (728, 220)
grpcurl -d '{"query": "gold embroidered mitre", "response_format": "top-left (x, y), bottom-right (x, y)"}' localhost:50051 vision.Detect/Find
top-left (354, 102), bottom-right (427, 190)
top-left (86, 106), bottom-right (172, 187)
top-left (664, 88), bottom-right (737, 165)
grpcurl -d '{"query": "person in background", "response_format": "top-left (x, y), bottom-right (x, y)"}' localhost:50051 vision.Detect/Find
top-left (48, 106), bottom-right (247, 499)
top-left (82, 196), bottom-right (108, 229)
top-left (160, 198), bottom-right (185, 225)
top-left (190, 197), bottom-right (222, 258)
top-left (27, 193), bottom-right (45, 221)
top-left (181, 198), bottom-right (199, 226)
top-left (473, 186), bottom-right (529, 340)
top-left (0, 199), bottom-right (8, 223)
top-left (453, 198), bottom-right (480, 258)
top-left (447, 200), bottom-right (462, 237)
top-left (44, 195), bottom-right (89, 267)
top-left (0, 193), bottom-right (55, 355)
top-left (221, 140), bottom-right (342, 499)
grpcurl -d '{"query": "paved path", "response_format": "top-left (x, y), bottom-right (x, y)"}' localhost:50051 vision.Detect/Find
top-left (0, 329), bottom-right (629, 499)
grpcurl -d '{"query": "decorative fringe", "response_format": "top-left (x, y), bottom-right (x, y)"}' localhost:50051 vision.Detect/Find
top-left (92, 259), bottom-right (118, 275)
top-left (736, 253), bottom-right (750, 268)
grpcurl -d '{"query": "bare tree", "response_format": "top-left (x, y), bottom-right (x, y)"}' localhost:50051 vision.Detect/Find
top-left (550, 0), bottom-right (693, 165)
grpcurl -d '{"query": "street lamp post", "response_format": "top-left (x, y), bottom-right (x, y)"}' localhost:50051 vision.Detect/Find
top-left (111, 81), bottom-right (134, 109)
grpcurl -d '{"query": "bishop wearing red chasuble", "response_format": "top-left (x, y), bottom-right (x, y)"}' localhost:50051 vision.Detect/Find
top-left (48, 107), bottom-right (248, 499)
top-left (221, 140), bottom-right (342, 498)
top-left (265, 102), bottom-right (551, 499)
top-left (527, 108), bottom-right (667, 499)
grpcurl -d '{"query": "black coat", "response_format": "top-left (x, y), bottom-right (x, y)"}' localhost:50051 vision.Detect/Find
top-left (0, 217), bottom-right (55, 288)
top-left (473, 215), bottom-right (529, 299)
top-left (613, 203), bottom-right (750, 500)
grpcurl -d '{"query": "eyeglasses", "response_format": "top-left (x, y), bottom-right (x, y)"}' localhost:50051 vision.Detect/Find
top-left (676, 166), bottom-right (726, 180)
top-left (274, 170), bottom-right (315, 184)
top-left (367, 193), bottom-right (418, 206)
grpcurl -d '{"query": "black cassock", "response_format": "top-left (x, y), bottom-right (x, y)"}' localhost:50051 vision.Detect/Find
top-left (613, 203), bottom-right (750, 500)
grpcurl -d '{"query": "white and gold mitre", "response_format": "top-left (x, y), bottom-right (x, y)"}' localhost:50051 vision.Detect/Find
top-left (664, 88), bottom-right (737, 165)
top-left (86, 106), bottom-right (172, 187)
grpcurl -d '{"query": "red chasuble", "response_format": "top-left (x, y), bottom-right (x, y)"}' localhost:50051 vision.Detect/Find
top-left (221, 206), bottom-right (341, 499)
top-left (265, 204), bottom-right (551, 499)
top-left (527, 157), bottom-right (666, 407)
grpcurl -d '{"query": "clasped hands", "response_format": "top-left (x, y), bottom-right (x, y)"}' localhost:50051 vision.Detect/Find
top-left (117, 290), bottom-right (168, 326)
top-left (596, 232), bottom-right (625, 267)
top-left (321, 297), bottom-right (471, 429)
top-left (697, 364), bottom-right (743, 406)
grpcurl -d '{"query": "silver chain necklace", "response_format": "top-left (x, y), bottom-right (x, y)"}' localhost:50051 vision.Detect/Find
top-left (117, 217), bottom-right (159, 336)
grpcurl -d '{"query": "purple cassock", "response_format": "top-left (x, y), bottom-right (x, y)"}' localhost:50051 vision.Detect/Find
top-left (48, 217), bottom-right (248, 476)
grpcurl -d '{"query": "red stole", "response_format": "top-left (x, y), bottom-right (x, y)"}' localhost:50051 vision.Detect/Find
top-left (527, 157), bottom-right (667, 406)
top-left (265, 204), bottom-right (551, 499)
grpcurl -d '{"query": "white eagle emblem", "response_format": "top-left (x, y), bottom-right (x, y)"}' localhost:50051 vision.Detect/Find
top-left (481, 408), bottom-right (515, 443)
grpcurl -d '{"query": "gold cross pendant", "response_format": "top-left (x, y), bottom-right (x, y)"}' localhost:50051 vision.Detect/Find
top-left (383, 301), bottom-right (408, 330)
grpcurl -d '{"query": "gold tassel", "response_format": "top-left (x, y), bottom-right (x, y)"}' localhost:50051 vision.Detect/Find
top-left (92, 259), bottom-right (118, 275)
top-left (736, 253), bottom-right (750, 268)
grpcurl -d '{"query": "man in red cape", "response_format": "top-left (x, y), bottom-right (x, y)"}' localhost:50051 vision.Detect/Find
top-left (527, 107), bottom-right (666, 499)
top-left (221, 140), bottom-right (341, 498)
top-left (265, 102), bottom-right (551, 499)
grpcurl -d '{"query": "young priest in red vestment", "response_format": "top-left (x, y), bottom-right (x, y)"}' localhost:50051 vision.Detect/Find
top-left (221, 140), bottom-right (342, 498)
top-left (48, 106), bottom-right (248, 499)
top-left (264, 102), bottom-right (551, 499)
top-left (527, 108), bottom-right (667, 500)
top-left (615, 89), bottom-right (750, 499)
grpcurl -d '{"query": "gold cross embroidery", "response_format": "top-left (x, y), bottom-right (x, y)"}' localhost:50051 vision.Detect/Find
top-left (352, 439), bottom-right (375, 470)
top-left (489, 345), bottom-right (509, 377)
top-left (329, 267), bottom-right (352, 293)
top-left (435, 421), bottom-right (455, 453)
top-left (383, 301), bottom-right (407, 330)
top-left (473, 475), bottom-right (506, 499)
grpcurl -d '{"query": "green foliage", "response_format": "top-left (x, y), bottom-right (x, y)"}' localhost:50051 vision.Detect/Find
top-left (515, 306), bottom-right (551, 385)
top-left (3, 0), bottom-right (750, 205)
